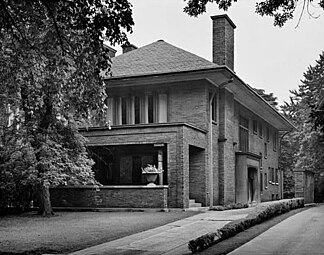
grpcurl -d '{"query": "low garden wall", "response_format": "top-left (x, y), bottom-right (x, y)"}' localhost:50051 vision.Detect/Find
top-left (188, 198), bottom-right (305, 253)
top-left (50, 185), bottom-right (168, 209)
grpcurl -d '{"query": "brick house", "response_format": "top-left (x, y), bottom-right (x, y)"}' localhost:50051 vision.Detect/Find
top-left (51, 15), bottom-right (293, 209)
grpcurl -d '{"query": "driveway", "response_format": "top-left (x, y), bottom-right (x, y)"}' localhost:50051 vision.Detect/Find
top-left (229, 204), bottom-right (324, 255)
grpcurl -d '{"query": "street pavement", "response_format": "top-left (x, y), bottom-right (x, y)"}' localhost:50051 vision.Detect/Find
top-left (68, 207), bottom-right (254, 255)
top-left (229, 204), bottom-right (324, 255)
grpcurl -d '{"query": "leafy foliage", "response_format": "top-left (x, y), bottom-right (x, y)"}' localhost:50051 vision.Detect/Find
top-left (0, 127), bottom-right (37, 211)
top-left (253, 87), bottom-right (279, 109)
top-left (183, 0), bottom-right (324, 26)
top-left (0, 0), bottom-right (134, 214)
top-left (280, 52), bottom-right (324, 201)
top-left (188, 198), bottom-right (304, 253)
top-left (306, 53), bottom-right (324, 133)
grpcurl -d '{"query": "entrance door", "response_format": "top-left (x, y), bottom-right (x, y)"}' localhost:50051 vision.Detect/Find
top-left (248, 167), bottom-right (256, 203)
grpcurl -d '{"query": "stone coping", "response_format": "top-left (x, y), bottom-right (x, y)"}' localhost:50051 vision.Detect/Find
top-left (51, 185), bottom-right (169, 189)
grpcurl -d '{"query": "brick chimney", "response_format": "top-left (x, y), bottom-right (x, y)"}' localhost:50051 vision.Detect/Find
top-left (122, 43), bottom-right (138, 54)
top-left (104, 45), bottom-right (117, 58)
top-left (211, 14), bottom-right (236, 71)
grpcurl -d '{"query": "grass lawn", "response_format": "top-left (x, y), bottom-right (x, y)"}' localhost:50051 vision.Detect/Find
top-left (0, 210), bottom-right (199, 254)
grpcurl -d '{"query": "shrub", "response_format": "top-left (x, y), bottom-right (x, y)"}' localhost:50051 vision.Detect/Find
top-left (211, 203), bottom-right (248, 211)
top-left (188, 198), bottom-right (304, 253)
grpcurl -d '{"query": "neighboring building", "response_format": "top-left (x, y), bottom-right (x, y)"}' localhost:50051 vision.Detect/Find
top-left (51, 15), bottom-right (294, 209)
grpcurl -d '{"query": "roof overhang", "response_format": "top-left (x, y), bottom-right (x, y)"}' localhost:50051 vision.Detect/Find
top-left (104, 66), bottom-right (294, 131)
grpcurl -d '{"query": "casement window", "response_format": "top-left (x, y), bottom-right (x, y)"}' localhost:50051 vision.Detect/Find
top-left (239, 116), bottom-right (249, 152)
top-left (268, 167), bottom-right (277, 184)
top-left (260, 170), bottom-right (263, 192)
top-left (211, 96), bottom-right (217, 122)
top-left (108, 93), bottom-right (167, 126)
top-left (264, 142), bottom-right (268, 159)
top-left (273, 131), bottom-right (278, 151)
top-left (266, 126), bottom-right (270, 142)
top-left (253, 120), bottom-right (258, 134)
top-left (264, 172), bottom-right (268, 189)
top-left (259, 122), bottom-right (263, 138)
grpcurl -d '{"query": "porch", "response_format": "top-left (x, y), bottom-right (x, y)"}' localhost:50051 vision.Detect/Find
top-left (50, 123), bottom-right (208, 209)
top-left (235, 152), bottom-right (262, 205)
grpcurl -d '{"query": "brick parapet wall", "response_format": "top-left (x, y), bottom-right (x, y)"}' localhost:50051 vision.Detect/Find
top-left (294, 170), bottom-right (314, 204)
top-left (50, 186), bottom-right (168, 208)
top-left (82, 123), bottom-right (207, 209)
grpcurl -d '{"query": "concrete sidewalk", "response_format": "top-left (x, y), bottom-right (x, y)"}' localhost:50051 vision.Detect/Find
top-left (68, 207), bottom-right (255, 255)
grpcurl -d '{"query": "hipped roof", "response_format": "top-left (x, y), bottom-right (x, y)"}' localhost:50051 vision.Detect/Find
top-left (106, 40), bottom-right (294, 131)
top-left (109, 40), bottom-right (218, 78)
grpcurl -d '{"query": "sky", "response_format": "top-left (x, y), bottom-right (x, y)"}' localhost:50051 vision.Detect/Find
top-left (113, 0), bottom-right (324, 105)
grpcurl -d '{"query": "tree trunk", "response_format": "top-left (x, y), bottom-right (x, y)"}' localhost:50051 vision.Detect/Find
top-left (38, 181), bottom-right (54, 216)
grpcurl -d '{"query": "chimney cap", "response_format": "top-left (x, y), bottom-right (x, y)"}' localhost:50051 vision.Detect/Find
top-left (211, 14), bottom-right (236, 29)
top-left (122, 43), bottom-right (138, 49)
top-left (103, 44), bottom-right (117, 53)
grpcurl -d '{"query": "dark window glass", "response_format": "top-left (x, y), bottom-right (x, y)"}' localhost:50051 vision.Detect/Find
top-left (264, 143), bottom-right (268, 158)
top-left (259, 122), bottom-right (263, 138)
top-left (211, 97), bottom-right (217, 122)
top-left (253, 120), bottom-right (258, 134)
top-left (239, 116), bottom-right (249, 152)
top-left (264, 172), bottom-right (268, 188)
top-left (121, 97), bottom-right (127, 124)
top-left (134, 96), bottom-right (140, 124)
top-left (148, 95), bottom-right (153, 123)
top-left (273, 131), bottom-right (278, 151)
top-left (260, 171), bottom-right (263, 192)
top-left (266, 126), bottom-right (270, 141)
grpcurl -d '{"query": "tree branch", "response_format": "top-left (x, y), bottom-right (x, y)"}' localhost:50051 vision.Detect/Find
top-left (41, 1), bottom-right (66, 54)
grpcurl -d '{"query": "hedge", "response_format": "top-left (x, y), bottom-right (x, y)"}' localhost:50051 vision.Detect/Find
top-left (188, 198), bottom-right (304, 253)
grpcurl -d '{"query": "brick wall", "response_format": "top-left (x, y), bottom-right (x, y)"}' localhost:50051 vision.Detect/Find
top-left (189, 146), bottom-right (206, 205)
top-left (294, 170), bottom-right (314, 204)
top-left (82, 123), bottom-right (207, 209)
top-left (211, 15), bottom-right (235, 70)
top-left (168, 80), bottom-right (209, 131)
top-left (50, 186), bottom-right (168, 208)
top-left (234, 101), bottom-right (281, 202)
top-left (218, 89), bottom-right (236, 204)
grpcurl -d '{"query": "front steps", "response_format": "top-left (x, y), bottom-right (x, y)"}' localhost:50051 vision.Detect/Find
top-left (189, 199), bottom-right (202, 208)
top-left (185, 199), bottom-right (209, 211)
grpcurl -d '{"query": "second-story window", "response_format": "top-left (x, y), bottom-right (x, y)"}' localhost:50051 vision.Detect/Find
top-left (239, 116), bottom-right (249, 152)
top-left (264, 142), bottom-right (268, 159)
top-left (134, 96), bottom-right (140, 124)
top-left (266, 126), bottom-right (270, 142)
top-left (275, 168), bottom-right (279, 184)
top-left (273, 131), bottom-right (278, 151)
top-left (109, 92), bottom-right (167, 126)
top-left (211, 97), bottom-right (217, 122)
top-left (253, 120), bottom-right (258, 134)
top-left (259, 122), bottom-right (263, 138)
